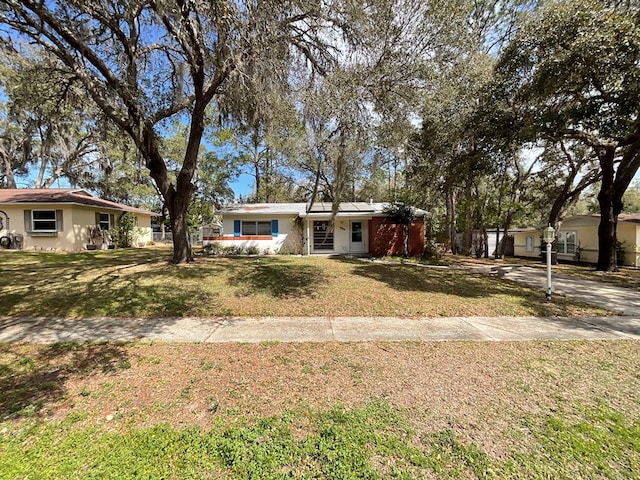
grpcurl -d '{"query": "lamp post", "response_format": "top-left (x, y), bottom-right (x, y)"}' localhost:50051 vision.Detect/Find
top-left (543, 224), bottom-right (556, 301)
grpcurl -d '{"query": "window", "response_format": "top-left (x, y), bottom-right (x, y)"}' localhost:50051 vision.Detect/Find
top-left (557, 231), bottom-right (576, 255)
top-left (98, 213), bottom-right (111, 231)
top-left (24, 209), bottom-right (62, 234)
top-left (313, 221), bottom-right (334, 250)
top-left (32, 210), bottom-right (57, 232)
top-left (241, 221), bottom-right (272, 236)
top-left (525, 236), bottom-right (534, 252)
top-left (351, 221), bottom-right (363, 242)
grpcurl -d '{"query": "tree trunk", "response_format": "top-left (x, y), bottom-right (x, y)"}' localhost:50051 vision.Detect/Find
top-left (403, 223), bottom-right (409, 258)
top-left (142, 117), bottom-right (198, 264)
top-left (461, 180), bottom-right (473, 256)
top-left (496, 208), bottom-right (515, 258)
top-left (483, 227), bottom-right (489, 258)
top-left (167, 191), bottom-right (193, 264)
top-left (445, 189), bottom-right (457, 253)
top-left (254, 148), bottom-right (262, 202)
top-left (596, 147), bottom-right (618, 272)
top-left (1, 153), bottom-right (17, 188)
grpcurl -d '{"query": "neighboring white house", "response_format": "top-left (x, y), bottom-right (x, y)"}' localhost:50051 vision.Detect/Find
top-left (0, 189), bottom-right (156, 251)
top-left (213, 202), bottom-right (427, 256)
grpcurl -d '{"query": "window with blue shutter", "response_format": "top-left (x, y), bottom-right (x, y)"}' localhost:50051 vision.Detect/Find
top-left (271, 219), bottom-right (278, 237)
top-left (234, 220), bottom-right (241, 237)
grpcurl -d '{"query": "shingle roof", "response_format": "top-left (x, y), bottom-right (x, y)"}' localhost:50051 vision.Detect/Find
top-left (219, 203), bottom-right (307, 215)
top-left (619, 213), bottom-right (640, 223)
top-left (219, 202), bottom-right (427, 216)
top-left (563, 213), bottom-right (640, 224)
top-left (0, 189), bottom-right (157, 216)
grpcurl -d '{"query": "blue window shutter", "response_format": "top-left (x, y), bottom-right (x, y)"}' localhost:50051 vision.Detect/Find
top-left (234, 220), bottom-right (241, 237)
top-left (271, 219), bottom-right (278, 237)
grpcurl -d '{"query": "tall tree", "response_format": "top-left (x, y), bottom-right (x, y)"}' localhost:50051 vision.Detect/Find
top-left (0, 47), bottom-right (103, 189)
top-left (409, 0), bottom-right (536, 255)
top-left (0, 0), bottom-right (341, 263)
top-left (494, 0), bottom-right (640, 270)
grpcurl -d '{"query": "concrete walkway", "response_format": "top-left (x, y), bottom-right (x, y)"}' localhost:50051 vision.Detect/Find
top-left (1, 262), bottom-right (639, 344)
top-left (1, 314), bottom-right (638, 344)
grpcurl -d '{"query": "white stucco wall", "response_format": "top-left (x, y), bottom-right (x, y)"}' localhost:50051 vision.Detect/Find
top-left (617, 222), bottom-right (640, 267)
top-left (303, 216), bottom-right (370, 255)
top-left (214, 214), bottom-right (298, 254)
top-left (214, 214), bottom-right (372, 255)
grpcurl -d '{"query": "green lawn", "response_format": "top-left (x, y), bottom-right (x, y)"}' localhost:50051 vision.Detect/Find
top-left (2, 248), bottom-right (636, 479)
top-left (0, 247), bottom-right (608, 318)
top-left (1, 340), bottom-right (638, 479)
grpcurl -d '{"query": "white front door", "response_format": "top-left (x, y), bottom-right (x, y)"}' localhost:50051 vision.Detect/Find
top-left (350, 221), bottom-right (366, 253)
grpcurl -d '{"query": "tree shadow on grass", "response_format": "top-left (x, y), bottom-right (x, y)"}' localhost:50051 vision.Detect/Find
top-left (340, 259), bottom-right (499, 297)
top-left (0, 342), bottom-right (130, 420)
top-left (0, 249), bottom-right (231, 318)
top-left (339, 259), bottom-right (596, 317)
top-left (227, 258), bottom-right (327, 299)
top-left (1, 269), bottom-right (195, 318)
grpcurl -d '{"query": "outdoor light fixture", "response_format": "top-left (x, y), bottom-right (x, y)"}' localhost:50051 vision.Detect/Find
top-left (543, 224), bottom-right (556, 300)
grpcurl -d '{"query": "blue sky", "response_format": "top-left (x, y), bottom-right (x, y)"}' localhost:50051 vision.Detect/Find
top-left (230, 173), bottom-right (254, 199)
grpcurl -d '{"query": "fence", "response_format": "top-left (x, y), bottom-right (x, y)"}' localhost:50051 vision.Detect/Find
top-left (152, 232), bottom-right (201, 246)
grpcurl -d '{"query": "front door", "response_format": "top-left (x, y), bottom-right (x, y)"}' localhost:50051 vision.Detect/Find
top-left (313, 221), bottom-right (334, 251)
top-left (350, 221), bottom-right (366, 253)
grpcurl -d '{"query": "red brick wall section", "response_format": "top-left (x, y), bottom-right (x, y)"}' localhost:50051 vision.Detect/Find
top-left (369, 217), bottom-right (425, 257)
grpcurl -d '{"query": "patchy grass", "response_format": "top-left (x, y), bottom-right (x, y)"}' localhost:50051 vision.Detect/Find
top-left (0, 247), bottom-right (609, 318)
top-left (0, 341), bottom-right (638, 478)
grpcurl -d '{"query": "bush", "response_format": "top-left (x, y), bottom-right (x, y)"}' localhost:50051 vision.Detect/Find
top-left (202, 243), bottom-right (263, 256)
top-left (423, 240), bottom-right (444, 259)
top-left (113, 212), bottom-right (137, 248)
top-left (202, 242), bottom-right (222, 256)
top-left (616, 241), bottom-right (626, 266)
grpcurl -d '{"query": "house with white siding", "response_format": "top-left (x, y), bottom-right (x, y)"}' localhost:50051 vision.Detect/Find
top-left (212, 202), bottom-right (427, 256)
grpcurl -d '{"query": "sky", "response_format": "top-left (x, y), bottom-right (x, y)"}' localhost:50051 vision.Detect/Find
top-left (230, 173), bottom-right (255, 199)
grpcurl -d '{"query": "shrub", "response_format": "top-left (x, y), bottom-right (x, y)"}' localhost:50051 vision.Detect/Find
top-left (224, 245), bottom-right (244, 255)
top-left (423, 240), bottom-right (444, 259)
top-left (113, 212), bottom-right (137, 248)
top-left (202, 243), bottom-right (222, 256)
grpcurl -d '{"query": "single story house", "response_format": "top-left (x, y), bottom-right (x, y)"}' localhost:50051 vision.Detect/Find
top-left (511, 214), bottom-right (640, 267)
top-left (212, 202), bottom-right (427, 256)
top-left (0, 188), bottom-right (156, 251)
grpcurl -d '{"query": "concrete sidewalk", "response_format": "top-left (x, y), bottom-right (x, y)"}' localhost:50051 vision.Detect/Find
top-left (2, 261), bottom-right (638, 344)
top-left (1, 314), bottom-right (639, 344)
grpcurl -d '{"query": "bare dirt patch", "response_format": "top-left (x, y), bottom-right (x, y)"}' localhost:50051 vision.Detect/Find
top-left (3, 340), bottom-right (638, 457)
